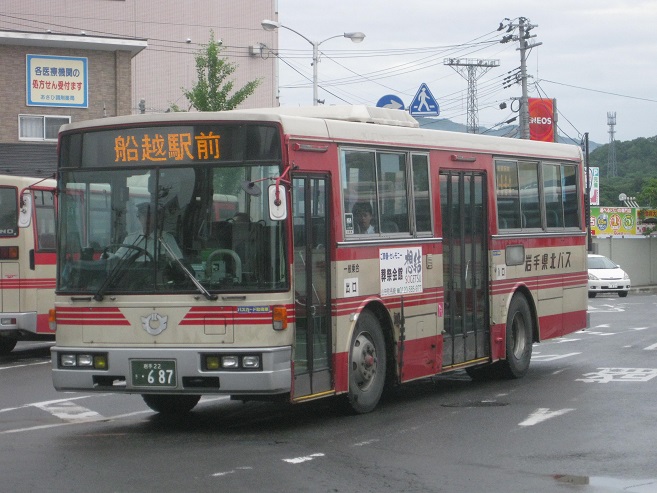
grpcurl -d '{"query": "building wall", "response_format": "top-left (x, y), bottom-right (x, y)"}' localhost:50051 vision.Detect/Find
top-left (0, 0), bottom-right (278, 114)
top-left (0, 44), bottom-right (133, 142)
top-left (592, 236), bottom-right (657, 287)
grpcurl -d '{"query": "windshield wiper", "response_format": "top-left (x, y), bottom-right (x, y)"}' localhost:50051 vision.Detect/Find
top-left (158, 237), bottom-right (218, 301)
top-left (93, 248), bottom-right (136, 301)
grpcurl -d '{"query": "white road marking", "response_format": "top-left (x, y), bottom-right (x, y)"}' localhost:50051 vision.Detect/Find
top-left (0, 361), bottom-right (50, 371)
top-left (519, 408), bottom-right (574, 427)
top-left (0, 395), bottom-right (94, 414)
top-left (555, 338), bottom-right (581, 343)
top-left (0, 409), bottom-right (153, 434)
top-left (283, 453), bottom-right (325, 464)
top-left (34, 400), bottom-right (104, 422)
top-left (532, 352), bottom-right (581, 362)
top-left (353, 439), bottom-right (380, 447)
top-left (577, 368), bottom-right (657, 383)
top-left (644, 343), bottom-right (657, 350)
top-left (212, 467), bottom-right (253, 478)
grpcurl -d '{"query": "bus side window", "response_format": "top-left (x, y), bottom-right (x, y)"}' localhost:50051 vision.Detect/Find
top-left (412, 153), bottom-right (431, 233)
top-left (495, 160), bottom-right (520, 229)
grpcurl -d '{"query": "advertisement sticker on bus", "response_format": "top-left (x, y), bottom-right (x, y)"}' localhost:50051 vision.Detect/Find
top-left (379, 247), bottom-right (422, 296)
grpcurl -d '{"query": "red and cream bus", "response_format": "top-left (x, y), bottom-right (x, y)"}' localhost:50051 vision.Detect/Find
top-left (0, 174), bottom-right (56, 354)
top-left (50, 106), bottom-right (588, 415)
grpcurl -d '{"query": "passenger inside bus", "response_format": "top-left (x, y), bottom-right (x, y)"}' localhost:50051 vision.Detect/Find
top-left (352, 201), bottom-right (375, 234)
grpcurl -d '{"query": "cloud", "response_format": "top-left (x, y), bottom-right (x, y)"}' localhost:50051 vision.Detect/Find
top-left (277, 0), bottom-right (657, 143)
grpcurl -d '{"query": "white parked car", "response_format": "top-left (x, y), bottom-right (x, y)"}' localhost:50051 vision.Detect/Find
top-left (587, 254), bottom-right (631, 298)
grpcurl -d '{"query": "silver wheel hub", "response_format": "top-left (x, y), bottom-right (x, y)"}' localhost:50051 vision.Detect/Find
top-left (352, 333), bottom-right (378, 391)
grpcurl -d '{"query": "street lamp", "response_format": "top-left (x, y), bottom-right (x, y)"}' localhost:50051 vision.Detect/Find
top-left (261, 19), bottom-right (365, 106)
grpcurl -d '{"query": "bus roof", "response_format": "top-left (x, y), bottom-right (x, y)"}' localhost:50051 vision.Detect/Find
top-left (0, 174), bottom-right (56, 190)
top-left (59, 105), bottom-right (582, 162)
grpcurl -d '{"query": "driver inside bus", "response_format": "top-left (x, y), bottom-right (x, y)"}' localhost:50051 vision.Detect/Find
top-left (111, 202), bottom-right (183, 261)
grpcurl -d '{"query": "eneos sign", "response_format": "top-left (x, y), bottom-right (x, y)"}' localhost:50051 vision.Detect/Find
top-left (528, 98), bottom-right (555, 142)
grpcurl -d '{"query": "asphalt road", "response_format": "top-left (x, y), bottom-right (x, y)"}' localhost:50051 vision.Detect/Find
top-left (1, 292), bottom-right (657, 492)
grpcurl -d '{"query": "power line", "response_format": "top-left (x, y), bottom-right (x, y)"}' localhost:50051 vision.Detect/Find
top-left (540, 79), bottom-right (657, 104)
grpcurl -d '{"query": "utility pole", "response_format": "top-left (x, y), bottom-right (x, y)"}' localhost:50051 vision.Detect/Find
top-left (444, 58), bottom-right (499, 133)
top-left (517, 17), bottom-right (541, 139)
top-left (499, 17), bottom-right (541, 139)
top-left (607, 112), bottom-right (617, 177)
top-left (584, 132), bottom-right (592, 252)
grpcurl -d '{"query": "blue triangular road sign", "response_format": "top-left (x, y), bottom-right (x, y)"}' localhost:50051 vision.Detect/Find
top-left (409, 83), bottom-right (440, 116)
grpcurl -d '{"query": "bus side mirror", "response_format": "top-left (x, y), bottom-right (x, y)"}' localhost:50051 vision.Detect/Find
top-left (268, 184), bottom-right (287, 221)
top-left (18, 192), bottom-right (32, 228)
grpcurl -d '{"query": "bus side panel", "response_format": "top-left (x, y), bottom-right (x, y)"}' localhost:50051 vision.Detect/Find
top-left (1, 263), bottom-right (20, 312)
top-left (400, 333), bottom-right (442, 382)
top-left (333, 351), bottom-right (348, 394)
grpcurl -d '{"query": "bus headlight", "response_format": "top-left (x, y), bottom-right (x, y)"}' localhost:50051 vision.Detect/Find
top-left (202, 353), bottom-right (262, 371)
top-left (221, 355), bottom-right (239, 368)
top-left (59, 352), bottom-right (108, 369)
top-left (77, 354), bottom-right (94, 367)
top-left (242, 355), bottom-right (260, 368)
top-left (61, 354), bottom-right (77, 367)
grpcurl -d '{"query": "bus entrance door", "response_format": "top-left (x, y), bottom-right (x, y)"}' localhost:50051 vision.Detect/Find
top-left (440, 171), bottom-right (490, 368)
top-left (291, 175), bottom-right (332, 399)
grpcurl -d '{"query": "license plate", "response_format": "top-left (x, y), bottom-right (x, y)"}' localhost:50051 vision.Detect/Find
top-left (131, 360), bottom-right (177, 387)
top-left (608, 284), bottom-right (617, 289)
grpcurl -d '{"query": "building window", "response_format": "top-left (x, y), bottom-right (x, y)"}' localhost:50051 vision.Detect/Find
top-left (19, 115), bottom-right (71, 141)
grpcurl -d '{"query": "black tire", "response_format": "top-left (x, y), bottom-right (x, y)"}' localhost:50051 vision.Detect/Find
top-left (0, 337), bottom-right (17, 355)
top-left (142, 394), bottom-right (201, 415)
top-left (346, 311), bottom-right (387, 414)
top-left (499, 294), bottom-right (533, 379)
top-left (618, 291), bottom-right (628, 298)
top-left (588, 292), bottom-right (596, 299)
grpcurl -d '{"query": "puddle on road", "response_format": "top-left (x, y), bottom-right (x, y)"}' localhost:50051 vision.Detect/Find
top-left (554, 474), bottom-right (657, 492)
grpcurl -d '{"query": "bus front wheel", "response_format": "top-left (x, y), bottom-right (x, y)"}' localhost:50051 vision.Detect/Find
top-left (346, 311), bottom-right (387, 414)
top-left (141, 394), bottom-right (201, 415)
top-left (499, 294), bottom-right (533, 379)
top-left (0, 337), bottom-right (17, 355)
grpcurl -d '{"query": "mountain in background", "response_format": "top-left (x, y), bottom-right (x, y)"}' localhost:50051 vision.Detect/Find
top-left (413, 116), bottom-right (601, 150)
top-left (411, 115), bottom-right (657, 207)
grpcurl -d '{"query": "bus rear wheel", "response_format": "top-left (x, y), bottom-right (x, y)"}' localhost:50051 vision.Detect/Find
top-left (141, 394), bottom-right (201, 415)
top-left (346, 311), bottom-right (387, 414)
top-left (499, 294), bottom-right (533, 379)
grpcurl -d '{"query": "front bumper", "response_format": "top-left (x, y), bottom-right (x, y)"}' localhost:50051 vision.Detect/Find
top-left (52, 345), bottom-right (292, 395)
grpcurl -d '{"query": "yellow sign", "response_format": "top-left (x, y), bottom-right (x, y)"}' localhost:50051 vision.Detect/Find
top-left (590, 207), bottom-right (636, 235)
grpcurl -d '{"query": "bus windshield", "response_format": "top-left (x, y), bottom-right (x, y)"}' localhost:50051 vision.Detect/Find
top-left (57, 124), bottom-right (287, 295)
top-left (0, 187), bottom-right (18, 237)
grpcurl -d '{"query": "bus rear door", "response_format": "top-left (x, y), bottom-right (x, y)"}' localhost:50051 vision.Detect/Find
top-left (440, 171), bottom-right (490, 368)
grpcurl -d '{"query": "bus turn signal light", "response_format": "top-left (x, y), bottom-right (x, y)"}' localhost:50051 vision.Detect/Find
top-left (0, 246), bottom-right (18, 259)
top-left (48, 308), bottom-right (57, 332)
top-left (272, 305), bottom-right (288, 330)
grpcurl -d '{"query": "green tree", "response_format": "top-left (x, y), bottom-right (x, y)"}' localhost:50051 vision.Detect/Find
top-left (176, 31), bottom-right (262, 111)
top-left (638, 177), bottom-right (657, 208)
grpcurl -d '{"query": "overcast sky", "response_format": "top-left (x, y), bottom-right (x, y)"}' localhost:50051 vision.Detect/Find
top-left (272, 0), bottom-right (657, 145)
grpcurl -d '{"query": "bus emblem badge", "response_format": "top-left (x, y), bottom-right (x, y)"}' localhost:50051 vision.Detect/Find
top-left (141, 313), bottom-right (168, 336)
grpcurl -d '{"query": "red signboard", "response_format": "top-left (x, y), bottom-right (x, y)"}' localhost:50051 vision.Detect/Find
top-left (528, 98), bottom-right (556, 142)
